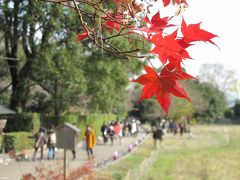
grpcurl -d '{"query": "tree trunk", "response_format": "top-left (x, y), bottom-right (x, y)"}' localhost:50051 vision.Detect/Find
top-left (8, 57), bottom-right (33, 112)
top-left (2, 0), bottom-right (36, 112)
top-left (9, 72), bottom-right (23, 112)
top-left (54, 79), bottom-right (61, 120)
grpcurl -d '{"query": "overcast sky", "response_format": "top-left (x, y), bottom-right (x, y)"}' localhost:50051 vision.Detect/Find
top-left (183, 0), bottom-right (240, 78)
top-left (148, 0), bottom-right (240, 80)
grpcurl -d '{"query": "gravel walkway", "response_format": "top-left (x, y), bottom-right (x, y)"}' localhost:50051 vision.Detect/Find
top-left (0, 127), bottom-right (148, 180)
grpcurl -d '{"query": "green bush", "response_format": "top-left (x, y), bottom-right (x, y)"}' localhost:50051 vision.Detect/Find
top-left (60, 113), bottom-right (117, 139)
top-left (32, 113), bottom-right (41, 133)
top-left (1, 132), bottom-right (34, 153)
top-left (0, 113), bottom-right (120, 152)
top-left (2, 135), bottom-right (15, 153)
top-left (5, 113), bottom-right (40, 133)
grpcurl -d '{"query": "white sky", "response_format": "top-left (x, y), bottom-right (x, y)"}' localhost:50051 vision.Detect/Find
top-left (183, 0), bottom-right (240, 77)
top-left (147, 0), bottom-right (240, 78)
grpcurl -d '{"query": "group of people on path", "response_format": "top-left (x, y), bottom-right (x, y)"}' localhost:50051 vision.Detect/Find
top-left (165, 119), bottom-right (190, 136)
top-left (100, 117), bottom-right (139, 146)
top-left (32, 117), bottom-right (189, 160)
top-left (32, 124), bottom-right (96, 161)
top-left (152, 119), bottom-right (191, 149)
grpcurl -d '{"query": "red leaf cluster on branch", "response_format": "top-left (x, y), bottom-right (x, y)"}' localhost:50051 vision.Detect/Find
top-left (45, 0), bottom-right (217, 118)
top-left (131, 8), bottom-right (217, 117)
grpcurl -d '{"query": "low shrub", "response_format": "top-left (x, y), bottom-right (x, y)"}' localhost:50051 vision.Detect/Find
top-left (1, 132), bottom-right (34, 153)
top-left (4, 113), bottom-right (40, 133)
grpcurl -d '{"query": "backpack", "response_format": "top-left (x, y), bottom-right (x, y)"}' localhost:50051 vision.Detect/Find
top-left (48, 133), bottom-right (56, 145)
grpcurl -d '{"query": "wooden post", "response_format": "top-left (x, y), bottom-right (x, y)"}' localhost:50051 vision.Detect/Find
top-left (64, 149), bottom-right (67, 180)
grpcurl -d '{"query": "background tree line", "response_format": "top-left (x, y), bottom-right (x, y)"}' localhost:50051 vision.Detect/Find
top-left (0, 0), bottom-right (143, 118)
top-left (130, 77), bottom-right (240, 124)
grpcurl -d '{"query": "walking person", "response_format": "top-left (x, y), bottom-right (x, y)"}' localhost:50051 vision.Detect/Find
top-left (131, 119), bottom-right (137, 136)
top-left (169, 119), bottom-right (174, 133)
top-left (152, 125), bottom-right (164, 150)
top-left (101, 122), bottom-right (108, 144)
top-left (85, 124), bottom-right (96, 160)
top-left (107, 125), bottom-right (115, 146)
top-left (71, 124), bottom-right (80, 160)
top-left (32, 127), bottom-right (46, 161)
top-left (119, 121), bottom-right (124, 145)
top-left (161, 119), bottom-right (167, 135)
top-left (128, 121), bottom-right (132, 136)
top-left (173, 120), bottom-right (179, 135)
top-left (179, 123), bottom-right (184, 136)
top-left (113, 121), bottom-right (122, 145)
top-left (47, 128), bottom-right (56, 160)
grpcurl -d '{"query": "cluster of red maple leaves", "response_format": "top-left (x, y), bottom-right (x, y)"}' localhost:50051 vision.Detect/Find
top-left (132, 13), bottom-right (217, 117)
top-left (76, 0), bottom-right (217, 118)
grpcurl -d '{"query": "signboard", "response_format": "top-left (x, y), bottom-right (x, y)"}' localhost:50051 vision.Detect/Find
top-left (55, 123), bottom-right (80, 150)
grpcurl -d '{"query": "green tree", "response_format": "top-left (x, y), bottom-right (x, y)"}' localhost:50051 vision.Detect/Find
top-left (130, 79), bottom-right (227, 124)
top-left (128, 84), bottom-right (164, 122)
top-left (0, 0), bottom-right (80, 111)
top-left (169, 80), bottom-right (208, 120)
top-left (31, 43), bottom-right (87, 117)
top-left (0, 0), bottom-right (145, 115)
top-left (192, 81), bottom-right (227, 123)
top-left (233, 100), bottom-right (240, 117)
top-left (84, 49), bottom-right (142, 114)
top-left (169, 97), bottom-right (194, 121)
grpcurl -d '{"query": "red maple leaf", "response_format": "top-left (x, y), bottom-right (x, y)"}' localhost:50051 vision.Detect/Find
top-left (151, 30), bottom-right (183, 65)
top-left (103, 14), bottom-right (123, 32)
top-left (181, 18), bottom-right (218, 45)
top-left (149, 11), bottom-right (170, 31)
top-left (162, 0), bottom-right (171, 7)
top-left (105, 20), bottom-right (121, 31)
top-left (133, 11), bottom-right (172, 35)
top-left (175, 0), bottom-right (188, 5)
top-left (160, 63), bottom-right (195, 80)
top-left (163, 0), bottom-right (188, 7)
top-left (132, 65), bottom-right (191, 117)
top-left (113, 0), bottom-right (121, 3)
top-left (176, 38), bottom-right (192, 49)
top-left (76, 32), bottom-right (88, 41)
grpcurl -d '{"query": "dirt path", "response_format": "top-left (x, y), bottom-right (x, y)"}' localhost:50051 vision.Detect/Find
top-left (0, 128), bottom-right (148, 180)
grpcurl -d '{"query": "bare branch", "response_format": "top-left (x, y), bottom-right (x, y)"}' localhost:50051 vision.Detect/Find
top-left (0, 83), bottom-right (12, 94)
top-left (40, 0), bottom-right (150, 59)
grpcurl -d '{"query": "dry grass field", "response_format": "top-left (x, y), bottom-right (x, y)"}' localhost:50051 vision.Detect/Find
top-left (144, 125), bottom-right (240, 180)
top-left (97, 125), bottom-right (240, 180)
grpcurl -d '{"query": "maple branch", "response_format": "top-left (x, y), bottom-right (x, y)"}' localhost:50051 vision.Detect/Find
top-left (42, 0), bottom-right (144, 59)
top-left (72, 0), bottom-right (90, 34)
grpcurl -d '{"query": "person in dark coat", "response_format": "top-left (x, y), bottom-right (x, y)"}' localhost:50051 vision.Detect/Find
top-left (179, 123), bottom-right (184, 136)
top-left (128, 122), bottom-right (132, 136)
top-left (101, 122), bottom-right (108, 144)
top-left (152, 125), bottom-right (164, 150)
top-left (71, 124), bottom-right (80, 160)
top-left (32, 127), bottom-right (46, 161)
